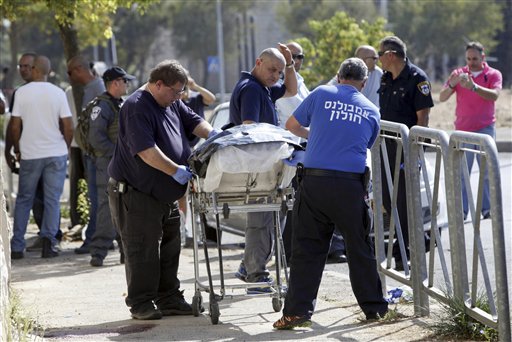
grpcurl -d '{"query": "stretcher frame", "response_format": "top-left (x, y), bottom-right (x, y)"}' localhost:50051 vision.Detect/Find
top-left (189, 169), bottom-right (294, 325)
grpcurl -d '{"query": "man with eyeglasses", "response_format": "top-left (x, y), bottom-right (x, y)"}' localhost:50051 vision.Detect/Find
top-left (377, 36), bottom-right (433, 271)
top-left (66, 55), bottom-right (106, 255)
top-left (439, 41), bottom-right (502, 221)
top-left (229, 44), bottom-right (297, 294)
top-left (84, 66), bottom-right (135, 267)
top-left (107, 59), bottom-right (217, 320)
top-left (355, 45), bottom-right (383, 107)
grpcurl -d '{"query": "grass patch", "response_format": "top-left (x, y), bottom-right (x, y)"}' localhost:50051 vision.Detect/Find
top-left (431, 290), bottom-right (499, 341)
top-left (7, 288), bottom-right (44, 341)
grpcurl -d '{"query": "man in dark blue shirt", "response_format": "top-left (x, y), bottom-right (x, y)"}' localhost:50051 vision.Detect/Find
top-left (378, 36), bottom-right (434, 271)
top-left (273, 57), bottom-right (387, 329)
top-left (108, 60), bottom-right (216, 320)
top-left (229, 44), bottom-right (297, 293)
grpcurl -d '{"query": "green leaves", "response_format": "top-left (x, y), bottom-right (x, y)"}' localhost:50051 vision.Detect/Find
top-left (295, 12), bottom-right (392, 87)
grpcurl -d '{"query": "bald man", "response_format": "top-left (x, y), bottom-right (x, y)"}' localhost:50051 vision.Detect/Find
top-left (229, 43), bottom-right (297, 294)
top-left (10, 55), bottom-right (73, 259)
top-left (355, 45), bottom-right (383, 107)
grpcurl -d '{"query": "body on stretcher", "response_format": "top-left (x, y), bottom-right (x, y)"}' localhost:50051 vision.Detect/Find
top-left (188, 125), bottom-right (300, 324)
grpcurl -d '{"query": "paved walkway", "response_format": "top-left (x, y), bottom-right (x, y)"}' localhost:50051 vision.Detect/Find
top-left (10, 224), bottom-right (441, 341)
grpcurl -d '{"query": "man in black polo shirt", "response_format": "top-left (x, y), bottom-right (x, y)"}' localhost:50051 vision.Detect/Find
top-left (378, 36), bottom-right (433, 271)
top-left (108, 60), bottom-right (217, 320)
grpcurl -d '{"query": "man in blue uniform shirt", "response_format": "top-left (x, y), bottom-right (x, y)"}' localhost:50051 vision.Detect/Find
top-left (108, 60), bottom-right (217, 320)
top-left (273, 57), bottom-right (387, 329)
top-left (229, 44), bottom-right (297, 293)
top-left (378, 36), bottom-right (433, 271)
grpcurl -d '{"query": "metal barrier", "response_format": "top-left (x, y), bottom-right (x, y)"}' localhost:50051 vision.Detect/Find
top-left (445, 131), bottom-right (510, 340)
top-left (370, 121), bottom-right (428, 314)
top-left (373, 123), bottom-right (510, 340)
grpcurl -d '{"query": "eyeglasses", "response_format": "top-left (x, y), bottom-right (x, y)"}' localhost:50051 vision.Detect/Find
top-left (117, 78), bottom-right (129, 84)
top-left (164, 84), bottom-right (186, 96)
top-left (378, 50), bottom-right (396, 57)
top-left (18, 64), bottom-right (32, 69)
top-left (364, 56), bottom-right (379, 61)
top-left (292, 54), bottom-right (305, 60)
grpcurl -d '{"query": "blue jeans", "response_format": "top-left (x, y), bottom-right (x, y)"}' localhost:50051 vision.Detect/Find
top-left (11, 155), bottom-right (67, 252)
top-left (461, 124), bottom-right (495, 217)
top-left (83, 154), bottom-right (98, 244)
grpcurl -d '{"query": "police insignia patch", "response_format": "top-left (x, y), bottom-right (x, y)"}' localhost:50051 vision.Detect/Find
top-left (417, 81), bottom-right (431, 96)
top-left (91, 106), bottom-right (101, 121)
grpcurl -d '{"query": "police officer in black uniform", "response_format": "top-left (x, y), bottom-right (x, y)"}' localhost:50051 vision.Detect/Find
top-left (87, 67), bottom-right (135, 267)
top-left (377, 36), bottom-right (434, 270)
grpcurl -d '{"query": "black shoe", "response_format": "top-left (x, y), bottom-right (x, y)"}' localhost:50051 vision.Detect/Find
top-left (482, 212), bottom-right (491, 220)
top-left (41, 237), bottom-right (59, 258)
top-left (327, 252), bottom-right (347, 264)
top-left (74, 243), bottom-right (90, 254)
top-left (394, 259), bottom-right (411, 271)
top-left (157, 290), bottom-right (197, 316)
top-left (108, 243), bottom-right (115, 250)
top-left (120, 251), bottom-right (125, 264)
top-left (131, 302), bottom-right (162, 320)
top-left (26, 237), bottom-right (43, 252)
top-left (90, 255), bottom-right (104, 267)
top-left (366, 310), bottom-right (388, 321)
top-left (11, 251), bottom-right (24, 260)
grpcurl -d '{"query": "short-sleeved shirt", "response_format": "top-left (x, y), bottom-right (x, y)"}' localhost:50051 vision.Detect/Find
top-left (82, 77), bottom-right (106, 109)
top-left (88, 92), bottom-right (122, 157)
top-left (12, 82), bottom-right (72, 160)
top-left (379, 59), bottom-right (434, 128)
top-left (108, 89), bottom-right (203, 203)
top-left (229, 71), bottom-right (286, 126)
top-left (293, 84), bottom-right (380, 173)
top-left (446, 63), bottom-right (502, 132)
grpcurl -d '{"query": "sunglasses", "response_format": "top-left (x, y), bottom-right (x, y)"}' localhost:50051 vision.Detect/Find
top-left (378, 50), bottom-right (396, 57)
top-left (292, 54), bottom-right (305, 60)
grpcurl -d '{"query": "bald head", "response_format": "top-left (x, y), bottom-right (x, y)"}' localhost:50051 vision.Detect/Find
top-left (355, 45), bottom-right (379, 71)
top-left (30, 55), bottom-right (51, 81)
top-left (287, 41), bottom-right (304, 72)
top-left (252, 48), bottom-right (286, 87)
top-left (259, 48), bottom-right (286, 65)
top-left (67, 55), bottom-right (95, 85)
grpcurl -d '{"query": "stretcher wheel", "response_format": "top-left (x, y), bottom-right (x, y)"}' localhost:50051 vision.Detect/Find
top-left (209, 301), bottom-right (220, 324)
top-left (272, 297), bottom-right (283, 312)
top-left (192, 294), bottom-right (203, 317)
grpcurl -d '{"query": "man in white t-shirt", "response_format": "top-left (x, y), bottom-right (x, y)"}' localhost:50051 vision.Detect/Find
top-left (9, 55), bottom-right (74, 259)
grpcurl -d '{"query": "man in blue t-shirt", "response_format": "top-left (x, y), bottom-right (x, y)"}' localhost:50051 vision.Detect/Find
top-left (273, 58), bottom-right (388, 330)
top-left (229, 44), bottom-right (297, 293)
top-left (108, 59), bottom-right (217, 320)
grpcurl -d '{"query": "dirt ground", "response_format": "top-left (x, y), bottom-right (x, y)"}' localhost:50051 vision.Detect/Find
top-left (429, 83), bottom-right (512, 130)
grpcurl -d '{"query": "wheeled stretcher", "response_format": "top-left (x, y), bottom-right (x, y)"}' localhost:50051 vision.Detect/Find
top-left (187, 123), bottom-right (300, 324)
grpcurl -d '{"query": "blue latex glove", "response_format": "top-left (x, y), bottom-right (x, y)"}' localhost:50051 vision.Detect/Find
top-left (172, 165), bottom-right (193, 185)
top-left (207, 129), bottom-right (222, 139)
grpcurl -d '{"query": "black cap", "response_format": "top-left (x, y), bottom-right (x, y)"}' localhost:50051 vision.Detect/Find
top-left (102, 66), bottom-right (136, 82)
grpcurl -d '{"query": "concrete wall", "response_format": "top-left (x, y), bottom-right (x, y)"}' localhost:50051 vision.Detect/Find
top-left (0, 163), bottom-right (11, 341)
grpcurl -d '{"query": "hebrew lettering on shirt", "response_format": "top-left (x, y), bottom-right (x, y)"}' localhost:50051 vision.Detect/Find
top-left (325, 100), bottom-right (365, 124)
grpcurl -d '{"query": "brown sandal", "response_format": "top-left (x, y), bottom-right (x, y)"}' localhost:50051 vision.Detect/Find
top-left (273, 315), bottom-right (312, 330)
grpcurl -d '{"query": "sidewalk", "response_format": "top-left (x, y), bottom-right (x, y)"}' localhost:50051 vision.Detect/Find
top-left (9, 224), bottom-right (440, 341)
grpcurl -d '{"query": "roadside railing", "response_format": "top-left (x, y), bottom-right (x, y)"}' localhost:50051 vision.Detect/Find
top-left (371, 121), bottom-right (510, 340)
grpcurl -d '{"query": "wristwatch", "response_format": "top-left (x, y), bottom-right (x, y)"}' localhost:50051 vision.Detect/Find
top-left (285, 60), bottom-right (295, 68)
top-left (472, 84), bottom-right (479, 92)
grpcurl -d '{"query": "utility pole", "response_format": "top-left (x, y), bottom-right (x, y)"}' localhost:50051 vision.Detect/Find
top-left (216, 0), bottom-right (226, 102)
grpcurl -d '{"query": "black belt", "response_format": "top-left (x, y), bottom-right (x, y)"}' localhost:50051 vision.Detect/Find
top-left (303, 168), bottom-right (363, 181)
top-left (108, 177), bottom-right (132, 194)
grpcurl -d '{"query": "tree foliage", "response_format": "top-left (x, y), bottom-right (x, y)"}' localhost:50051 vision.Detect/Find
top-left (388, 0), bottom-right (504, 63)
top-left (295, 12), bottom-right (392, 87)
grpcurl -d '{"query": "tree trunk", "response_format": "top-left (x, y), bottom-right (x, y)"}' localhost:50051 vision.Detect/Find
top-left (57, 20), bottom-right (82, 113)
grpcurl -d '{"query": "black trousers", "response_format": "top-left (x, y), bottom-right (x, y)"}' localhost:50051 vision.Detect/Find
top-left (108, 181), bottom-right (181, 311)
top-left (283, 172), bottom-right (388, 318)
top-left (381, 140), bottom-right (430, 261)
top-left (68, 146), bottom-right (85, 227)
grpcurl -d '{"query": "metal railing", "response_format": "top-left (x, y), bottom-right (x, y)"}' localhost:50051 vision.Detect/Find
top-left (372, 121), bottom-right (510, 340)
